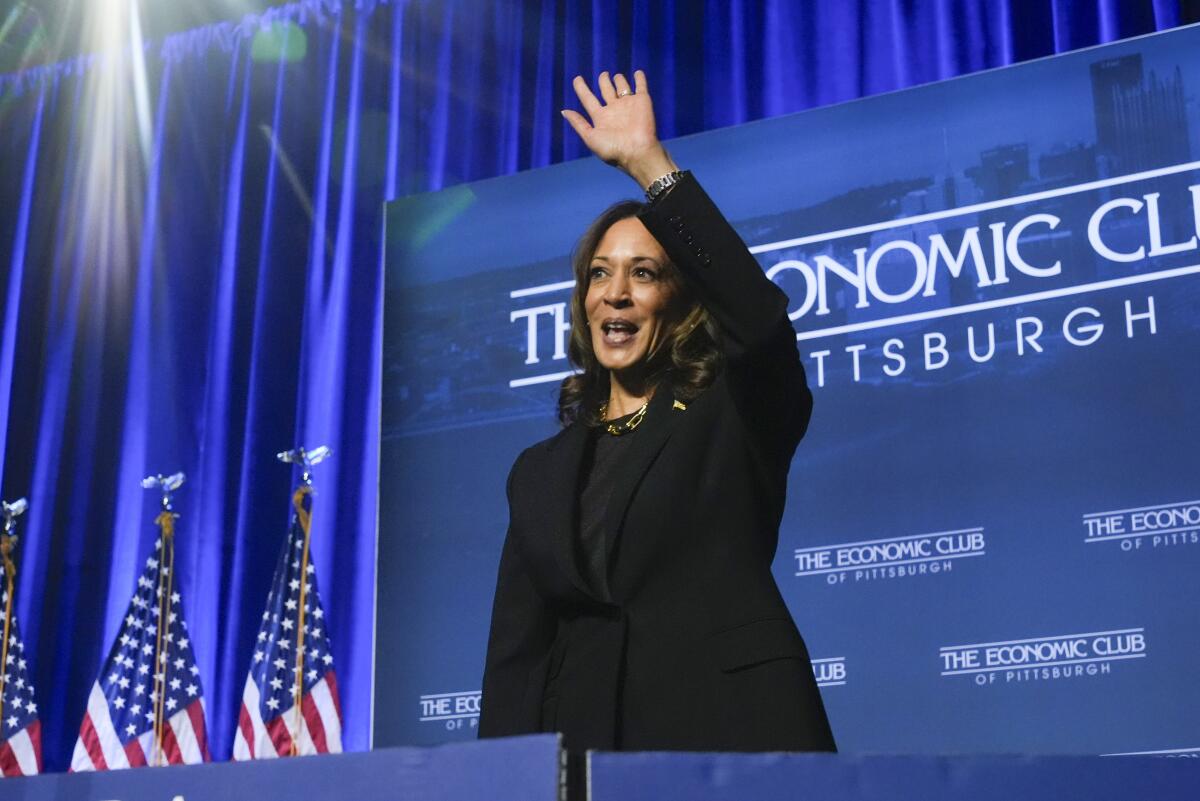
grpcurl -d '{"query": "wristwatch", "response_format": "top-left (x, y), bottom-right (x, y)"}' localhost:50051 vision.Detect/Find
top-left (644, 170), bottom-right (686, 203)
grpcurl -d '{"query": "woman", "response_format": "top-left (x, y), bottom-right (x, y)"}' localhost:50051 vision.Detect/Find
top-left (479, 70), bottom-right (835, 754)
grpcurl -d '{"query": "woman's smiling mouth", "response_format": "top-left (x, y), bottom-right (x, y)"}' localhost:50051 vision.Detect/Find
top-left (600, 318), bottom-right (640, 346)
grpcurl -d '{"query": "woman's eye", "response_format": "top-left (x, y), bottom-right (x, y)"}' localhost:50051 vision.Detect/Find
top-left (588, 266), bottom-right (607, 280)
top-left (633, 267), bottom-right (657, 280)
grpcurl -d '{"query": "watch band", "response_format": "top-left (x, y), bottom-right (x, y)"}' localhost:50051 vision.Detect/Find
top-left (644, 170), bottom-right (686, 203)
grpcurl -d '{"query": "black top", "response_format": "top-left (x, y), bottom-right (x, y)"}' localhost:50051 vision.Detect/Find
top-left (574, 410), bottom-right (643, 599)
top-left (480, 172), bottom-right (833, 754)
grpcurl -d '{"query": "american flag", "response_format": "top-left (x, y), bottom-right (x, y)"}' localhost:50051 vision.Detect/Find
top-left (233, 486), bottom-right (342, 758)
top-left (70, 517), bottom-right (210, 770)
top-left (0, 572), bottom-right (41, 776)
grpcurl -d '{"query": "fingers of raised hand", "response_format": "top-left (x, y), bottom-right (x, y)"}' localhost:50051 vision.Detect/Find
top-left (572, 75), bottom-right (603, 117)
top-left (613, 72), bottom-right (633, 98)
top-left (634, 69), bottom-right (648, 95)
top-left (561, 109), bottom-right (593, 141)
top-left (598, 71), bottom-right (618, 103)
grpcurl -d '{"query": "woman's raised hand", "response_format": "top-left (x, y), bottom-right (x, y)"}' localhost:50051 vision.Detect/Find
top-left (562, 70), bottom-right (678, 190)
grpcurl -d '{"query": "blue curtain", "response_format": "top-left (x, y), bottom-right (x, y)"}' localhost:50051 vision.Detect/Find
top-left (0, 0), bottom-right (1184, 772)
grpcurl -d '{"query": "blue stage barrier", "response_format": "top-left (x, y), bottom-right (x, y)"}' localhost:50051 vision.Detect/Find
top-left (1, 735), bottom-right (560, 801)
top-left (589, 751), bottom-right (1200, 801)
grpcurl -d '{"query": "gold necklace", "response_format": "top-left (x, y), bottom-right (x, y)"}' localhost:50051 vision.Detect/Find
top-left (599, 400), bottom-right (649, 436)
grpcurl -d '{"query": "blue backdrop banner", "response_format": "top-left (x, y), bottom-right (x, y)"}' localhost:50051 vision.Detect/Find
top-left (377, 25), bottom-right (1200, 754)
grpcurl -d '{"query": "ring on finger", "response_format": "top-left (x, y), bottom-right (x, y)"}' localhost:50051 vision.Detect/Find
top-left (617, 89), bottom-right (632, 97)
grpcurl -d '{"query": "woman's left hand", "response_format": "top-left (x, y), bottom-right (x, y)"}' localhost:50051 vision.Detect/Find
top-left (562, 70), bottom-right (678, 190)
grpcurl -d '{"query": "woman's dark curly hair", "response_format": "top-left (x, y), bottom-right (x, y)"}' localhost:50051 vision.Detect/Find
top-left (558, 199), bottom-right (724, 426)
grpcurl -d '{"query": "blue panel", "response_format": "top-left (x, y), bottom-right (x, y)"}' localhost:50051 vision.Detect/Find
top-left (3, 735), bottom-right (560, 801)
top-left (589, 752), bottom-right (1200, 801)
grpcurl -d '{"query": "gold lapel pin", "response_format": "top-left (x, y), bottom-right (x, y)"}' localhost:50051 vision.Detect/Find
top-left (672, 400), bottom-right (688, 411)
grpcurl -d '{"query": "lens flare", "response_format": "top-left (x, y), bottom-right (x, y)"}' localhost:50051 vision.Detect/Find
top-left (63, 0), bottom-right (155, 304)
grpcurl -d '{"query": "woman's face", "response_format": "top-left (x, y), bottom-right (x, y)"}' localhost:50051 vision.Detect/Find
top-left (584, 216), bottom-right (676, 375)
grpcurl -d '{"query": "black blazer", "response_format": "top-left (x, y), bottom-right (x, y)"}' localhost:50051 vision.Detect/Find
top-left (478, 173), bottom-right (836, 753)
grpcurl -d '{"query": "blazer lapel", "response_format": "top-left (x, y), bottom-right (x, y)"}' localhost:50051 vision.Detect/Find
top-left (539, 421), bottom-right (599, 601)
top-left (602, 388), bottom-right (683, 565)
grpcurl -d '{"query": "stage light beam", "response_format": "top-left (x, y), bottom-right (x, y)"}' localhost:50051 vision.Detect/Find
top-left (62, 0), bottom-right (157, 300)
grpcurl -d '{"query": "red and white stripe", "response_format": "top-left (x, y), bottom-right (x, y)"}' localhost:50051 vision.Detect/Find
top-left (0, 721), bottom-right (41, 776)
top-left (70, 682), bottom-right (210, 771)
top-left (232, 671), bottom-right (342, 759)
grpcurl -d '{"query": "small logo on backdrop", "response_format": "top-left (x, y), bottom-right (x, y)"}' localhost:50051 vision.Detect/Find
top-left (812, 657), bottom-right (847, 688)
top-left (795, 527), bottom-right (985, 585)
top-left (418, 691), bottom-right (480, 732)
top-left (940, 627), bottom-right (1146, 686)
top-left (1082, 499), bottom-right (1200, 551)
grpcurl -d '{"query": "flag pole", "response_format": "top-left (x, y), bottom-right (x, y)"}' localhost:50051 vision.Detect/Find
top-left (0, 498), bottom-right (28, 728)
top-left (140, 473), bottom-right (184, 768)
top-left (277, 445), bottom-right (330, 757)
top-left (290, 486), bottom-right (312, 758)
